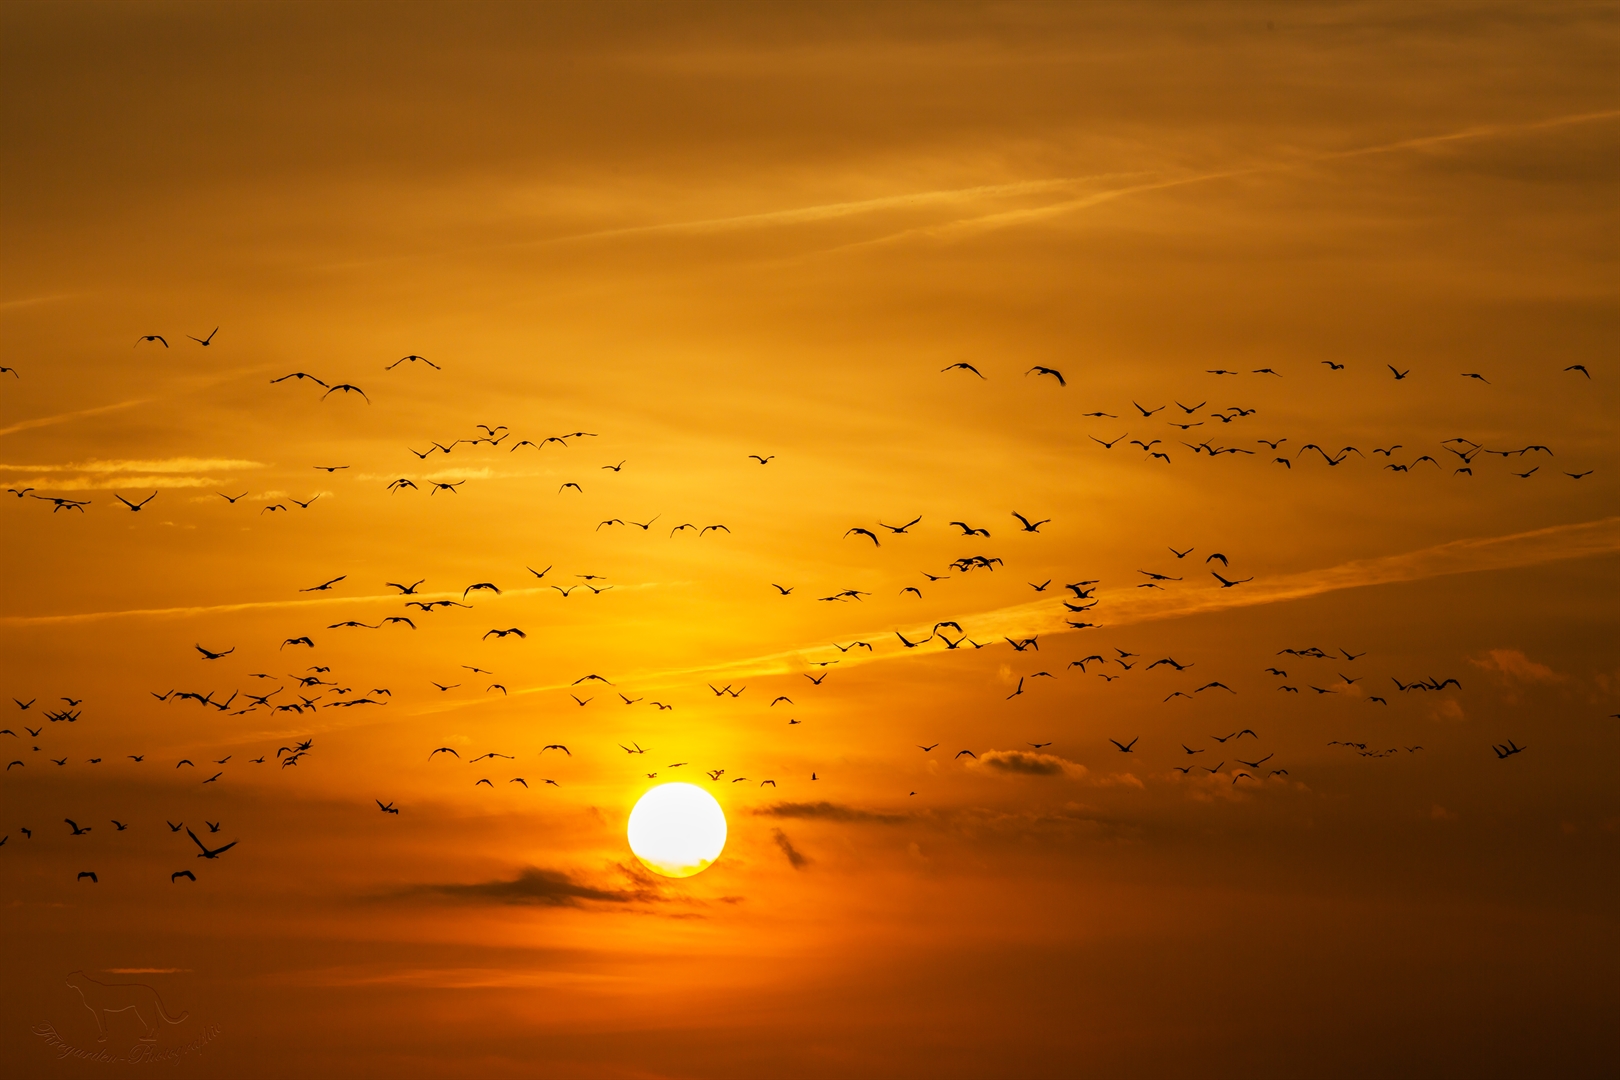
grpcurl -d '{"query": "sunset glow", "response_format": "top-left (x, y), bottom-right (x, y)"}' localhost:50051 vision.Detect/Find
top-left (2, 4), bottom-right (1617, 1077)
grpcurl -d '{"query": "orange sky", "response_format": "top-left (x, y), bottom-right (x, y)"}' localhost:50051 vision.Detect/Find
top-left (3, 4), bottom-right (1618, 1076)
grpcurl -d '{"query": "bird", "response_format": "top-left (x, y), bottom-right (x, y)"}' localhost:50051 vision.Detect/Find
top-left (188, 327), bottom-right (219, 346)
top-left (1388, 365), bottom-right (1410, 380)
top-left (194, 644), bottom-right (235, 660)
top-left (954, 750), bottom-right (976, 760)
top-left (135, 335), bottom-right (169, 348)
top-left (387, 355), bottom-right (440, 370)
top-left (322, 383), bottom-right (370, 402)
top-left (1461, 372), bottom-right (1490, 383)
top-left (1322, 361), bottom-right (1345, 370)
top-left (878, 516), bottom-right (922, 534)
top-left (171, 870), bottom-right (196, 882)
top-left (1025, 366), bottom-right (1065, 386)
top-left (770, 583), bottom-right (794, 595)
top-left (78, 872), bottom-right (98, 883)
top-left (748, 454), bottom-right (775, 464)
top-left (187, 828), bottom-right (236, 858)
top-left (1011, 512), bottom-right (1049, 533)
top-left (65, 818), bottom-right (92, 835)
top-left (1109, 737), bottom-right (1138, 753)
top-left (941, 363), bottom-right (985, 378)
top-left (1564, 364), bottom-right (1590, 378)
top-left (1567, 471), bottom-right (1593, 479)
top-left (300, 575), bottom-right (347, 593)
top-left (313, 465), bottom-right (350, 473)
top-left (464, 582), bottom-right (501, 598)
top-left (1211, 572), bottom-right (1253, 588)
top-left (1133, 402), bottom-right (1165, 417)
top-left (113, 491), bottom-right (157, 512)
top-left (1091, 434), bottom-right (1127, 449)
top-left (281, 637), bottom-right (315, 649)
top-left (845, 527), bottom-right (880, 546)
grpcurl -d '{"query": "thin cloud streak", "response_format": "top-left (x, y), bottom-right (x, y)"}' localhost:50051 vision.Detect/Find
top-left (824, 107), bottom-right (1620, 253)
top-left (12, 516), bottom-right (1611, 682)
top-left (624, 514), bottom-right (1620, 685)
top-left (0, 398), bottom-right (151, 439)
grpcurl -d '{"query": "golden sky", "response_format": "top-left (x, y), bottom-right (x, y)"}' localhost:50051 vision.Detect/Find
top-left (3, 3), bottom-right (1618, 1076)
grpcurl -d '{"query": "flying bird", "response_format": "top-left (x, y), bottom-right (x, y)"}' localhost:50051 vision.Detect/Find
top-left (941, 363), bottom-right (985, 378)
top-left (1025, 366), bottom-right (1065, 386)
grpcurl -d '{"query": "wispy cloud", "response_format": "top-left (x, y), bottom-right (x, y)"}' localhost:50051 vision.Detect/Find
top-left (974, 750), bottom-right (1084, 777)
top-left (0, 457), bottom-right (265, 491)
top-left (1470, 648), bottom-right (1566, 684)
top-left (0, 399), bottom-right (151, 439)
top-left (772, 829), bottom-right (810, 869)
top-left (0, 457), bottom-right (264, 474)
top-left (393, 865), bottom-right (660, 907)
top-left (754, 802), bottom-right (909, 825)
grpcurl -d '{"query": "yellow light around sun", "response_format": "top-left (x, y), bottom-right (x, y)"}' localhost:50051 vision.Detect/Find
top-left (627, 783), bottom-right (727, 878)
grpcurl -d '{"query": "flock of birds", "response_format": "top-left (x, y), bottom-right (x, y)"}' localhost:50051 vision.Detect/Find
top-left (1, 337), bottom-right (1599, 886)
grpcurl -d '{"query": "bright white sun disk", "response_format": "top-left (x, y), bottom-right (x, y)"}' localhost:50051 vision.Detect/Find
top-left (627, 783), bottom-right (727, 878)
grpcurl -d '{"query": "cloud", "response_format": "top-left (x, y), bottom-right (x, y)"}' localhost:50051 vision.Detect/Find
top-left (0, 399), bottom-right (150, 439)
top-left (1471, 648), bottom-right (1565, 684)
top-left (1092, 772), bottom-right (1145, 789)
top-left (976, 749), bottom-right (1084, 777)
top-left (772, 829), bottom-right (809, 869)
top-left (0, 457), bottom-right (265, 491)
top-left (753, 801), bottom-right (908, 824)
top-left (395, 866), bottom-right (658, 907)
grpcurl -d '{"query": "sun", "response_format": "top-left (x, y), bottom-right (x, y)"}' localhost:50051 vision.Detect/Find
top-left (627, 783), bottom-right (727, 878)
